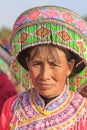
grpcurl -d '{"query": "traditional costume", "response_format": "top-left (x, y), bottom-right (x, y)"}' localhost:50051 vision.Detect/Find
top-left (0, 6), bottom-right (87, 130)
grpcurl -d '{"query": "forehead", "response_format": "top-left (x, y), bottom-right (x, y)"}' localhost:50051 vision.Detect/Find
top-left (29, 45), bottom-right (66, 61)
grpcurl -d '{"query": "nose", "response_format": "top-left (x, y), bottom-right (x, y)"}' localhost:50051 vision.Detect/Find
top-left (39, 64), bottom-right (50, 80)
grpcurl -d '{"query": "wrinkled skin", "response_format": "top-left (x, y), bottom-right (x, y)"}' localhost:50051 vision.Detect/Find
top-left (26, 45), bottom-right (75, 98)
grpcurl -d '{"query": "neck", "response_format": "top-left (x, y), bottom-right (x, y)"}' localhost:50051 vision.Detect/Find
top-left (40, 94), bottom-right (57, 105)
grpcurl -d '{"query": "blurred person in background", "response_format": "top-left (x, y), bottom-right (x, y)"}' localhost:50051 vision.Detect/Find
top-left (0, 45), bottom-right (17, 115)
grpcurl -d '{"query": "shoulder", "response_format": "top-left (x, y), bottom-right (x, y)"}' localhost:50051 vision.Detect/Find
top-left (2, 93), bottom-right (19, 111)
top-left (70, 90), bottom-right (87, 101)
top-left (11, 90), bottom-right (31, 109)
top-left (70, 90), bottom-right (87, 109)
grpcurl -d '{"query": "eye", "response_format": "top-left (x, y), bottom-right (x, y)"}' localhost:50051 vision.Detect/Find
top-left (49, 61), bottom-right (61, 67)
top-left (32, 61), bottom-right (42, 66)
top-left (50, 62), bottom-right (58, 66)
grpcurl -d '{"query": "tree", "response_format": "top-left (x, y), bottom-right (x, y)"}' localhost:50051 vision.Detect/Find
top-left (0, 27), bottom-right (11, 45)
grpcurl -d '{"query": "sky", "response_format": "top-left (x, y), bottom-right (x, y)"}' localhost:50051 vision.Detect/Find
top-left (0, 0), bottom-right (87, 29)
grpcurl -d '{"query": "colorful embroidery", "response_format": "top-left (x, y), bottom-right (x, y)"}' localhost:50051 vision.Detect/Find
top-left (35, 26), bottom-right (51, 38)
top-left (18, 32), bottom-right (30, 43)
top-left (10, 87), bottom-right (87, 129)
top-left (57, 30), bottom-right (72, 42)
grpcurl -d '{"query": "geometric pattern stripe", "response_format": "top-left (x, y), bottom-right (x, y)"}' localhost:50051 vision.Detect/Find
top-left (11, 6), bottom-right (87, 37)
top-left (12, 24), bottom-right (87, 60)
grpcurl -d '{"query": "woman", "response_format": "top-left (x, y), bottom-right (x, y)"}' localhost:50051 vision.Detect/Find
top-left (0, 5), bottom-right (87, 130)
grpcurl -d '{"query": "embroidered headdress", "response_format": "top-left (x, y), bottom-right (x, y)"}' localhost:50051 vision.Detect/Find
top-left (10, 5), bottom-right (87, 90)
top-left (0, 45), bottom-right (11, 73)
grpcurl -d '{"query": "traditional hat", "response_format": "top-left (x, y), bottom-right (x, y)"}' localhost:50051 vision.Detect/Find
top-left (10, 5), bottom-right (87, 90)
top-left (0, 45), bottom-right (11, 73)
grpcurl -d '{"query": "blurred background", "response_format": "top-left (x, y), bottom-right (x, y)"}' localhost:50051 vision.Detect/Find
top-left (0, 0), bottom-right (87, 50)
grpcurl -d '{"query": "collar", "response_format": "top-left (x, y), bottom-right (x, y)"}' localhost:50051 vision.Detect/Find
top-left (31, 85), bottom-right (69, 112)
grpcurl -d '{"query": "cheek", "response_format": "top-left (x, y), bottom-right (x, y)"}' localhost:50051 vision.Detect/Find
top-left (53, 68), bottom-right (68, 80)
top-left (29, 67), bottom-right (40, 79)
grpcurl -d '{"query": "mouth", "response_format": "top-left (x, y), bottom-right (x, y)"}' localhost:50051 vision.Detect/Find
top-left (39, 83), bottom-right (52, 90)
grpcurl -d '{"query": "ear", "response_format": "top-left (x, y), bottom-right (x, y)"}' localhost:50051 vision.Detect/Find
top-left (67, 59), bottom-right (75, 76)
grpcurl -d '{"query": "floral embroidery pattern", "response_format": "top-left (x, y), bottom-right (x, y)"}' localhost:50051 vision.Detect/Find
top-left (10, 88), bottom-right (87, 129)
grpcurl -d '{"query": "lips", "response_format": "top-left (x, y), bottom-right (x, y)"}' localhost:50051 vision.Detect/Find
top-left (38, 83), bottom-right (51, 90)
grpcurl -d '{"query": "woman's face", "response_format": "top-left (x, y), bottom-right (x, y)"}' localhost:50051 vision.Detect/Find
top-left (26, 45), bottom-right (74, 98)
